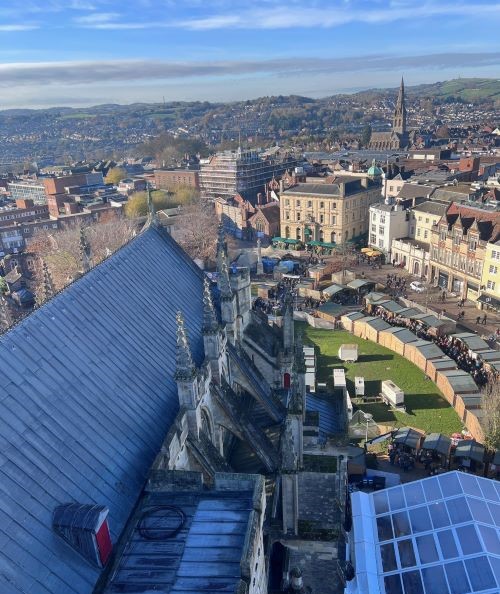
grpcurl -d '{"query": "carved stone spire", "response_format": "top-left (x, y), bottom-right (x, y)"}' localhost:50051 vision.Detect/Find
top-left (202, 277), bottom-right (219, 334)
top-left (218, 257), bottom-right (233, 301)
top-left (294, 330), bottom-right (306, 374)
top-left (0, 296), bottom-right (12, 333)
top-left (41, 260), bottom-right (55, 302)
top-left (175, 311), bottom-right (196, 380)
top-left (146, 185), bottom-right (159, 227)
top-left (79, 226), bottom-right (91, 274)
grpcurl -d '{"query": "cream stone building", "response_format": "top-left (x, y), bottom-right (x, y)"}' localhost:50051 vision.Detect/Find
top-left (279, 176), bottom-right (381, 245)
top-left (478, 239), bottom-right (500, 312)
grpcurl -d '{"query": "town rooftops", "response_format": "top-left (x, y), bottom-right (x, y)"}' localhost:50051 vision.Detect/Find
top-left (0, 224), bottom-right (205, 594)
top-left (411, 200), bottom-right (448, 216)
top-left (282, 177), bottom-right (374, 197)
top-left (397, 183), bottom-right (435, 200)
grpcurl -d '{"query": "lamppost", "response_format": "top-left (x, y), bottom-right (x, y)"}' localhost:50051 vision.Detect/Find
top-left (363, 412), bottom-right (373, 444)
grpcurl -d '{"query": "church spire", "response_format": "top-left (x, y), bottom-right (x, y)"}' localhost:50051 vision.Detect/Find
top-left (175, 311), bottom-right (196, 380)
top-left (202, 277), bottom-right (219, 334)
top-left (393, 76), bottom-right (407, 135)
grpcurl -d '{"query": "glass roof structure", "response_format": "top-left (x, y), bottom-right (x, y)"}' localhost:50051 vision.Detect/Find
top-left (348, 471), bottom-right (500, 594)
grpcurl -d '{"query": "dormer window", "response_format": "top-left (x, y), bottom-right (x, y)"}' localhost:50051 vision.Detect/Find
top-left (440, 229), bottom-right (447, 241)
top-left (53, 503), bottom-right (112, 567)
top-left (453, 231), bottom-right (461, 246)
top-left (469, 235), bottom-right (478, 251)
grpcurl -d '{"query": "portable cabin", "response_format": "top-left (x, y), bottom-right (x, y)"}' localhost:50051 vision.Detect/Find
top-left (381, 380), bottom-right (404, 407)
top-left (338, 343), bottom-right (359, 362)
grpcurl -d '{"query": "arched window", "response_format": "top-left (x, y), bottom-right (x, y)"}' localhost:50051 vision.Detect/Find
top-left (331, 232), bottom-right (336, 243)
top-left (285, 226), bottom-right (290, 239)
top-left (319, 230), bottom-right (324, 242)
top-left (296, 228), bottom-right (301, 240)
top-left (345, 230), bottom-right (348, 241)
top-left (200, 408), bottom-right (214, 443)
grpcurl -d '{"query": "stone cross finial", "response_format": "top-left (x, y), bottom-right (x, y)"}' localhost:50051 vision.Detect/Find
top-left (41, 260), bottom-right (55, 302)
top-left (202, 277), bottom-right (219, 334)
top-left (175, 311), bottom-right (196, 380)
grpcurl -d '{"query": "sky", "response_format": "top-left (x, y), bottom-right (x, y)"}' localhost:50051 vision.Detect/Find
top-left (0, 0), bottom-right (499, 108)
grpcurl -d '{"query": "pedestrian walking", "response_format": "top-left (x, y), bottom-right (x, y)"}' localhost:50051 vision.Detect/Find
top-left (476, 315), bottom-right (481, 325)
top-left (482, 314), bottom-right (487, 325)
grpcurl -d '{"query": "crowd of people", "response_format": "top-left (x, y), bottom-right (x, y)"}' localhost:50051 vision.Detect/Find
top-left (370, 304), bottom-right (498, 387)
top-left (385, 273), bottom-right (408, 299)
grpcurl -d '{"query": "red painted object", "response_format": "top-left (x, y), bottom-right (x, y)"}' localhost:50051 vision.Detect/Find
top-left (96, 519), bottom-right (112, 565)
top-left (283, 373), bottom-right (291, 389)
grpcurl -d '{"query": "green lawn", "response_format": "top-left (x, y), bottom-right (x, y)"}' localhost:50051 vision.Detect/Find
top-left (299, 323), bottom-right (463, 435)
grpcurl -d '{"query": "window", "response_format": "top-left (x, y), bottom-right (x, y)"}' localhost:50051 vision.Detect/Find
top-left (371, 224), bottom-right (376, 232)
top-left (492, 249), bottom-right (500, 260)
top-left (417, 229), bottom-right (421, 237)
top-left (332, 202), bottom-right (337, 209)
top-left (378, 239), bottom-right (384, 248)
top-left (319, 201), bottom-right (324, 209)
top-left (296, 212), bottom-right (301, 221)
top-left (296, 200), bottom-right (301, 207)
top-left (424, 230), bottom-right (428, 239)
top-left (418, 216), bottom-right (422, 221)
top-left (425, 218), bottom-right (429, 223)
top-left (332, 215), bottom-right (336, 225)
top-left (469, 237), bottom-right (477, 251)
top-left (319, 214), bottom-right (324, 223)
top-left (489, 264), bottom-right (498, 275)
top-left (285, 211), bottom-right (290, 220)
top-left (372, 213), bottom-right (377, 221)
top-left (487, 280), bottom-right (496, 290)
top-left (380, 216), bottom-right (386, 224)
top-left (285, 199), bottom-right (290, 206)
top-left (370, 234), bottom-right (377, 244)
top-left (440, 229), bottom-right (447, 241)
top-left (307, 200), bottom-right (312, 208)
top-left (379, 227), bottom-right (385, 235)
top-left (23, 228), bottom-right (30, 234)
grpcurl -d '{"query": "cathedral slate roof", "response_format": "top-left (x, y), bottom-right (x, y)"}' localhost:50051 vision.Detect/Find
top-left (0, 225), bottom-right (204, 594)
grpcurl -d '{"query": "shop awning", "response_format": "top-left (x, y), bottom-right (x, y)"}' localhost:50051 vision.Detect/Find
top-left (454, 439), bottom-right (485, 463)
top-left (360, 247), bottom-right (372, 253)
top-left (271, 237), bottom-right (299, 244)
top-left (422, 433), bottom-right (452, 457)
top-left (477, 293), bottom-right (500, 310)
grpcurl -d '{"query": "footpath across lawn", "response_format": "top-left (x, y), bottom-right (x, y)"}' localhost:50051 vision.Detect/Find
top-left (300, 323), bottom-right (463, 435)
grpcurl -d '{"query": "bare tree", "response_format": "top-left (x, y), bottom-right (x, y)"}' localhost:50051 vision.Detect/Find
top-left (28, 218), bottom-right (136, 305)
top-left (481, 382), bottom-right (500, 451)
top-left (173, 199), bottom-right (218, 264)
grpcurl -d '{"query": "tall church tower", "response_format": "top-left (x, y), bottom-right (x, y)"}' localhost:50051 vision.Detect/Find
top-left (393, 77), bottom-right (407, 135)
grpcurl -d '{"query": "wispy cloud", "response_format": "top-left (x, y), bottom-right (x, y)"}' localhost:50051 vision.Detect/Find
top-left (176, 2), bottom-right (500, 30)
top-left (0, 52), bottom-right (498, 87)
top-left (73, 12), bottom-right (120, 24)
top-left (0, 24), bottom-right (39, 32)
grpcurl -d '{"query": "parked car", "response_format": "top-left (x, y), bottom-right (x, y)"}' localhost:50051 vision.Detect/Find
top-left (410, 281), bottom-right (425, 293)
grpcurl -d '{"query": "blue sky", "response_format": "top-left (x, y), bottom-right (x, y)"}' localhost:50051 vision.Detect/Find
top-left (0, 0), bottom-right (499, 108)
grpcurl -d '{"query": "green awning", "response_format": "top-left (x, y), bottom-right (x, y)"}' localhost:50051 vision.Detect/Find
top-left (271, 237), bottom-right (299, 244)
top-left (309, 240), bottom-right (336, 248)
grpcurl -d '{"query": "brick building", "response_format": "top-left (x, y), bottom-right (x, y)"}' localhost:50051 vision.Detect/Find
top-left (154, 168), bottom-right (200, 191)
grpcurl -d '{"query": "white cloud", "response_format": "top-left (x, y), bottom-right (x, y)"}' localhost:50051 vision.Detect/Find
top-left (0, 24), bottom-right (39, 31)
top-left (73, 12), bottom-right (120, 24)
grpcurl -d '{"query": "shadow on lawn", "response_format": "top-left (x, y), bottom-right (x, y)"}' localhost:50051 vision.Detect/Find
top-left (403, 393), bottom-right (451, 412)
top-left (357, 354), bottom-right (394, 363)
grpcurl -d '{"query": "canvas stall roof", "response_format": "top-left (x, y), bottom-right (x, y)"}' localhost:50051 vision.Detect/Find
top-left (414, 342), bottom-right (445, 360)
top-left (454, 439), bottom-right (485, 462)
top-left (343, 311), bottom-right (366, 321)
top-left (322, 283), bottom-right (346, 296)
top-left (350, 471), bottom-right (500, 594)
top-left (348, 279), bottom-right (374, 290)
top-left (441, 370), bottom-right (480, 393)
top-left (105, 489), bottom-right (253, 593)
top-left (317, 302), bottom-right (350, 317)
top-left (387, 328), bottom-right (419, 344)
top-left (422, 433), bottom-right (452, 456)
top-left (393, 427), bottom-right (424, 449)
top-left (452, 333), bottom-right (491, 353)
top-left (378, 300), bottom-right (406, 314)
top-left (0, 225), bottom-right (204, 594)
top-left (460, 393), bottom-right (483, 407)
top-left (431, 356), bottom-right (457, 369)
top-left (396, 307), bottom-right (423, 319)
top-left (411, 313), bottom-right (445, 327)
top-left (365, 291), bottom-right (389, 304)
top-left (366, 318), bottom-right (392, 331)
top-left (479, 350), bottom-right (500, 364)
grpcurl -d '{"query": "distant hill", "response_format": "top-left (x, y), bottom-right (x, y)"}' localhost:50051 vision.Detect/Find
top-left (353, 78), bottom-right (500, 103)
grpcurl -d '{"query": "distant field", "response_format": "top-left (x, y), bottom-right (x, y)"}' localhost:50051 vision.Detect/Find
top-left (299, 323), bottom-right (463, 436)
top-left (59, 113), bottom-right (97, 120)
